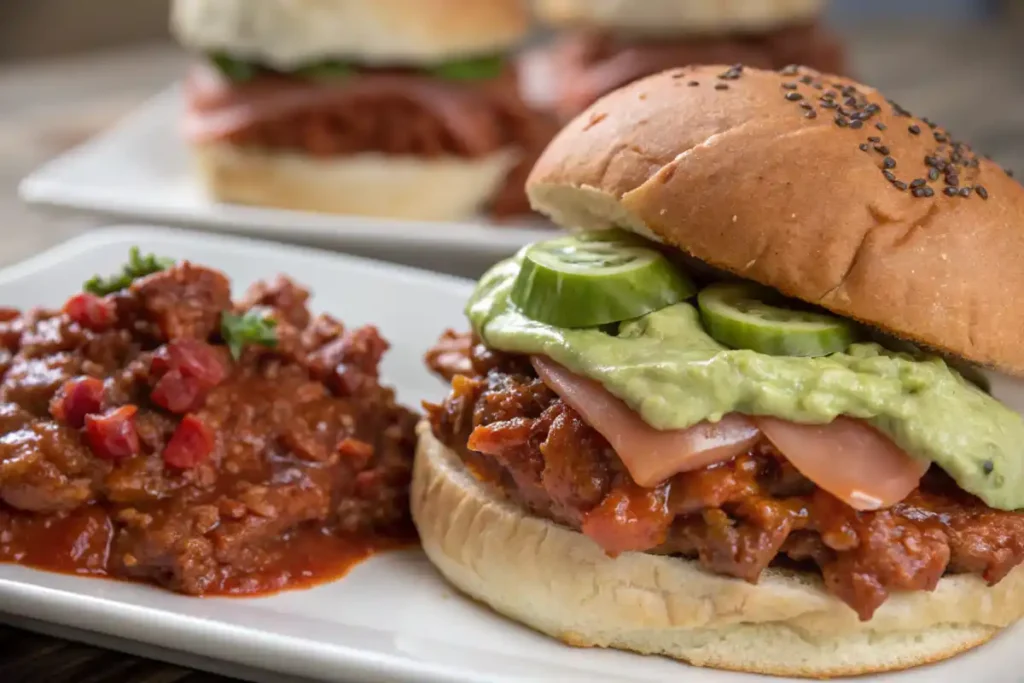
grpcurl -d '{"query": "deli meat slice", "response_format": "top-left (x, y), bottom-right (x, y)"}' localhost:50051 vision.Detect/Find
top-left (531, 356), bottom-right (760, 487)
top-left (531, 356), bottom-right (930, 509)
top-left (183, 65), bottom-right (505, 153)
top-left (756, 416), bottom-right (930, 511)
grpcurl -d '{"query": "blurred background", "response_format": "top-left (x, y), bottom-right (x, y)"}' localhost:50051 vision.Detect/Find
top-left (1, 0), bottom-right (1022, 273)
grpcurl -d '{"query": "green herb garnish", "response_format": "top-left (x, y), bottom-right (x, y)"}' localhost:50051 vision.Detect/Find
top-left (296, 60), bottom-right (355, 81)
top-left (429, 55), bottom-right (505, 81)
top-left (210, 52), bottom-right (260, 83)
top-left (221, 310), bottom-right (278, 360)
top-left (84, 247), bottom-right (176, 296)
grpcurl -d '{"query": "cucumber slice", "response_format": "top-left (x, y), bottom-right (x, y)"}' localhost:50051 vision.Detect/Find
top-left (510, 231), bottom-right (695, 328)
top-left (698, 282), bottom-right (856, 356)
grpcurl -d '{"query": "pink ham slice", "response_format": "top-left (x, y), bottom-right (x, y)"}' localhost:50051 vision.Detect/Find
top-left (182, 64), bottom-right (505, 153)
top-left (531, 356), bottom-right (930, 510)
top-left (756, 416), bottom-right (930, 511)
top-left (531, 356), bottom-right (760, 487)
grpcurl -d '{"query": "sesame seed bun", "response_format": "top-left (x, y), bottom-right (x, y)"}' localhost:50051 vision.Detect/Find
top-left (531, 0), bottom-right (826, 36)
top-left (171, 0), bottom-right (530, 68)
top-left (526, 65), bottom-right (1024, 377)
top-left (412, 422), bottom-right (1024, 678)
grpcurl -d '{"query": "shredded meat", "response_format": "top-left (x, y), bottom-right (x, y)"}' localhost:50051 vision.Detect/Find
top-left (425, 332), bottom-right (1024, 620)
top-left (549, 23), bottom-right (847, 120)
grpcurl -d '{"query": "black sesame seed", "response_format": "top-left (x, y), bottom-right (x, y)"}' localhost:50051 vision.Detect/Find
top-left (908, 124), bottom-right (921, 135)
top-left (910, 178), bottom-right (926, 188)
top-left (672, 71), bottom-right (687, 79)
top-left (782, 82), bottom-right (798, 90)
top-left (800, 101), bottom-right (813, 110)
top-left (883, 170), bottom-right (897, 182)
top-left (928, 168), bottom-right (940, 181)
top-left (912, 187), bottom-right (928, 197)
top-left (821, 100), bottom-right (837, 109)
top-left (805, 110), bottom-right (818, 119)
top-left (785, 92), bottom-right (803, 101)
top-left (883, 156), bottom-right (896, 169)
top-left (875, 145), bottom-right (890, 155)
top-left (923, 117), bottom-right (938, 129)
top-left (959, 187), bottom-right (972, 197)
top-left (983, 460), bottom-right (995, 475)
top-left (859, 143), bottom-right (870, 152)
top-left (934, 132), bottom-right (948, 143)
top-left (944, 186), bottom-right (959, 196)
top-left (850, 120), bottom-right (864, 129)
top-left (835, 115), bottom-right (849, 127)
top-left (867, 136), bottom-right (881, 143)
top-left (894, 181), bottom-right (909, 191)
top-left (946, 173), bottom-right (959, 186)
top-left (923, 187), bottom-right (935, 197)
top-left (800, 75), bottom-right (814, 84)
top-left (688, 80), bottom-right (700, 87)
top-left (781, 65), bottom-right (800, 76)
top-left (976, 185), bottom-right (989, 199)
top-left (1007, 169), bottom-right (1015, 178)
top-left (876, 122), bottom-right (887, 131)
top-left (715, 83), bottom-right (729, 90)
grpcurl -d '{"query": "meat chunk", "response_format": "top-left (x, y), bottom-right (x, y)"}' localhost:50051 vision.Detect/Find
top-left (239, 275), bottom-right (311, 329)
top-left (0, 421), bottom-right (107, 512)
top-left (112, 478), bottom-right (331, 594)
top-left (130, 263), bottom-right (231, 341)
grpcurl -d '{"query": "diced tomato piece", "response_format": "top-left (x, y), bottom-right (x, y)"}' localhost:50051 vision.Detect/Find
top-left (167, 339), bottom-right (226, 386)
top-left (64, 293), bottom-right (116, 332)
top-left (163, 415), bottom-right (215, 469)
top-left (50, 376), bottom-right (105, 428)
top-left (337, 437), bottom-right (374, 469)
top-left (150, 370), bottom-right (205, 414)
top-left (84, 405), bottom-right (140, 461)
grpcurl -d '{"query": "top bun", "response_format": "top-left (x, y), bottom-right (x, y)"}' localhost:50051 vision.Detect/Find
top-left (527, 65), bottom-right (1024, 377)
top-left (171, 0), bottom-right (530, 68)
top-left (531, 0), bottom-right (825, 36)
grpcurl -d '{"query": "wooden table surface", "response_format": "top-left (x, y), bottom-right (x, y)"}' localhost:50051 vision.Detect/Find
top-left (0, 23), bottom-right (1022, 683)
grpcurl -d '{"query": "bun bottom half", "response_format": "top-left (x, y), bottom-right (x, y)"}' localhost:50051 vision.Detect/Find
top-left (411, 422), bottom-right (1024, 678)
top-left (192, 143), bottom-right (517, 221)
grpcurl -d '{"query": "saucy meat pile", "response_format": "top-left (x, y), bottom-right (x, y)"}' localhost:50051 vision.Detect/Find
top-left (425, 333), bottom-right (1024, 620)
top-left (185, 64), bottom-right (559, 217)
top-left (0, 254), bottom-right (417, 595)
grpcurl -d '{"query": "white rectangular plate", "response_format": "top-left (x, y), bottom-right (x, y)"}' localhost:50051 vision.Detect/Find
top-left (0, 226), bottom-right (1019, 683)
top-left (18, 87), bottom-right (556, 260)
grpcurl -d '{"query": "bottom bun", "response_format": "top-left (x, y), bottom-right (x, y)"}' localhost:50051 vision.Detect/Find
top-left (192, 143), bottom-right (518, 221)
top-left (411, 422), bottom-right (1024, 678)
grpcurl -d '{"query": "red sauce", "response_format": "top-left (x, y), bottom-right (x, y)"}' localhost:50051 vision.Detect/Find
top-left (0, 505), bottom-right (412, 595)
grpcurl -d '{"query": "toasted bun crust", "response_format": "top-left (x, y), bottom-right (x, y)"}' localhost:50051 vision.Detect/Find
top-left (531, 0), bottom-right (825, 35)
top-left (193, 143), bottom-right (517, 220)
top-left (526, 65), bottom-right (1024, 377)
top-left (171, 0), bottom-right (530, 67)
top-left (412, 422), bottom-right (1024, 678)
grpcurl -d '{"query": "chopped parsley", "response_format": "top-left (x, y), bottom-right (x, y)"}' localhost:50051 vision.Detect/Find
top-left (84, 247), bottom-right (176, 296)
top-left (210, 52), bottom-right (260, 83)
top-left (221, 310), bottom-right (278, 360)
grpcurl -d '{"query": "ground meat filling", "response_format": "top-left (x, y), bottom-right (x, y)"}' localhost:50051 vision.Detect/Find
top-left (0, 264), bottom-right (418, 595)
top-left (550, 23), bottom-right (846, 119)
top-left (425, 333), bottom-right (1024, 620)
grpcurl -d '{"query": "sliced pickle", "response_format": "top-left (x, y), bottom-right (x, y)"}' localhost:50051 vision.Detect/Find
top-left (698, 282), bottom-right (856, 356)
top-left (509, 231), bottom-right (695, 328)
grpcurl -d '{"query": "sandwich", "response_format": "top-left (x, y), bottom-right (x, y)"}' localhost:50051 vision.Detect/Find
top-left (530, 0), bottom-right (845, 120)
top-left (171, 0), bottom-right (557, 220)
top-left (414, 64), bottom-right (1024, 677)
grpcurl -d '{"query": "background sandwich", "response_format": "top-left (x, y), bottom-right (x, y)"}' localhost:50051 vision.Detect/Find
top-left (531, 0), bottom-right (846, 120)
top-left (172, 0), bottom-right (557, 220)
top-left (416, 64), bottom-right (1024, 677)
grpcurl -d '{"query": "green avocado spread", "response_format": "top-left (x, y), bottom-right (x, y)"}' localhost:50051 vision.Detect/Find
top-left (469, 256), bottom-right (1024, 511)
